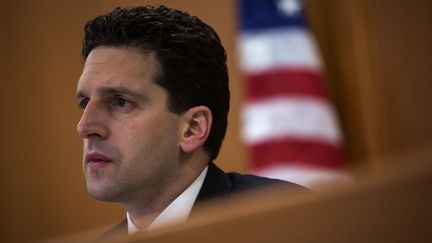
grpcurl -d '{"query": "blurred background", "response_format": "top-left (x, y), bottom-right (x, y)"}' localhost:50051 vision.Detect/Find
top-left (1, 0), bottom-right (431, 242)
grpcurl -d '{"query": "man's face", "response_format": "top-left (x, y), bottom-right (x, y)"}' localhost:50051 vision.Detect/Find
top-left (76, 46), bottom-right (183, 203)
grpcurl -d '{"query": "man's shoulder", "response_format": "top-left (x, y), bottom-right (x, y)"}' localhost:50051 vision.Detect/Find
top-left (195, 162), bottom-right (307, 203)
top-left (225, 170), bottom-right (305, 193)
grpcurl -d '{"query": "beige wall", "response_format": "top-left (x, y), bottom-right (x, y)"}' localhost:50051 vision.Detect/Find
top-left (1, 0), bottom-right (431, 242)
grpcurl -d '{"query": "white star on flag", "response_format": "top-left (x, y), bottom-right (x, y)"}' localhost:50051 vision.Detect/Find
top-left (277, 0), bottom-right (302, 16)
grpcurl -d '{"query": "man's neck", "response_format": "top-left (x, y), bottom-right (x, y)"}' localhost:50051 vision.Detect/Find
top-left (124, 180), bottom-right (189, 229)
top-left (125, 204), bottom-right (163, 230)
top-left (123, 159), bottom-right (208, 230)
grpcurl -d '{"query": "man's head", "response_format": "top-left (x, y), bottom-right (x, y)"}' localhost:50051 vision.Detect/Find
top-left (76, 6), bottom-right (229, 203)
top-left (82, 6), bottom-right (230, 161)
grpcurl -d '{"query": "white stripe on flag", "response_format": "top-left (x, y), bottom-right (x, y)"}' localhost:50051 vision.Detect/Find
top-left (242, 96), bottom-right (342, 145)
top-left (239, 28), bottom-right (322, 73)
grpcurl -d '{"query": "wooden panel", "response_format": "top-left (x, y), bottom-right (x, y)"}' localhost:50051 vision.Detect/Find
top-left (306, 0), bottom-right (377, 161)
top-left (307, 0), bottom-right (432, 165)
top-left (364, 0), bottom-right (432, 155)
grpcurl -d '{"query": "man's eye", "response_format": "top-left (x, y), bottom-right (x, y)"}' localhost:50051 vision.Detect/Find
top-left (78, 98), bottom-right (89, 109)
top-left (112, 97), bottom-right (133, 108)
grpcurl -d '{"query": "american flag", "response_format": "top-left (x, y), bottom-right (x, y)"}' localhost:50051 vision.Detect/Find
top-left (239, 0), bottom-right (350, 189)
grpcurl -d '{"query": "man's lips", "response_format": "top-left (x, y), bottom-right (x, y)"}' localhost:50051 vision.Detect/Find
top-left (85, 152), bottom-right (114, 165)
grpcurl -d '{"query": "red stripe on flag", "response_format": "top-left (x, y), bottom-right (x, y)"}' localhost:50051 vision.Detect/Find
top-left (250, 138), bottom-right (344, 169)
top-left (245, 69), bottom-right (328, 100)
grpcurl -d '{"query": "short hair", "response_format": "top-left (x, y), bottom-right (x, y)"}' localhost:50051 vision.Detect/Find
top-left (82, 6), bottom-right (230, 161)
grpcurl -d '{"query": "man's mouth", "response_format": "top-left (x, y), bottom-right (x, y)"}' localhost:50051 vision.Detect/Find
top-left (85, 152), bottom-right (114, 168)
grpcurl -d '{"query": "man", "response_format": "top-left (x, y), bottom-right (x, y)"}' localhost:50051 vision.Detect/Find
top-left (76, 5), bottom-right (304, 238)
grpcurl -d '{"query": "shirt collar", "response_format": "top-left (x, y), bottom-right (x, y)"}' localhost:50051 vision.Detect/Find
top-left (127, 165), bottom-right (208, 234)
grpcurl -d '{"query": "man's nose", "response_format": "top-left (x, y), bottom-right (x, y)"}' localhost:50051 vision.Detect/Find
top-left (76, 101), bottom-right (109, 139)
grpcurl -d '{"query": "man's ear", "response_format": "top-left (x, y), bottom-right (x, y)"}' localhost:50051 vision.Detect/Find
top-left (180, 106), bottom-right (212, 153)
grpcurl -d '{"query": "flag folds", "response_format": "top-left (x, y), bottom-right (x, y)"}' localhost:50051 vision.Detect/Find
top-left (239, 0), bottom-right (349, 189)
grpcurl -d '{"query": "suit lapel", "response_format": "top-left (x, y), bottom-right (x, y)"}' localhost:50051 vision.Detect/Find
top-left (193, 162), bottom-right (233, 205)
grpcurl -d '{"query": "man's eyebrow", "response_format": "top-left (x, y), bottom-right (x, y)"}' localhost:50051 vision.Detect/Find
top-left (76, 87), bottom-right (147, 100)
top-left (100, 87), bottom-right (146, 100)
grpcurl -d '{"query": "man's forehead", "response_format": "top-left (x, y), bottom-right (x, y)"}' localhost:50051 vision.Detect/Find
top-left (78, 46), bottom-right (160, 86)
top-left (85, 47), bottom-right (159, 81)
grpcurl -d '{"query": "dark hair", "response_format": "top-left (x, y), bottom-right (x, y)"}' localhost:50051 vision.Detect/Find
top-left (82, 6), bottom-right (230, 161)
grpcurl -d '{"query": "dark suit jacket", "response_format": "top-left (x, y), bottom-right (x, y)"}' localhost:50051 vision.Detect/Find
top-left (97, 162), bottom-right (305, 240)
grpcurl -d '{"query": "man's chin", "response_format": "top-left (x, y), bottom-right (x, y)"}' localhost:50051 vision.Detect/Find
top-left (87, 185), bottom-right (121, 202)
